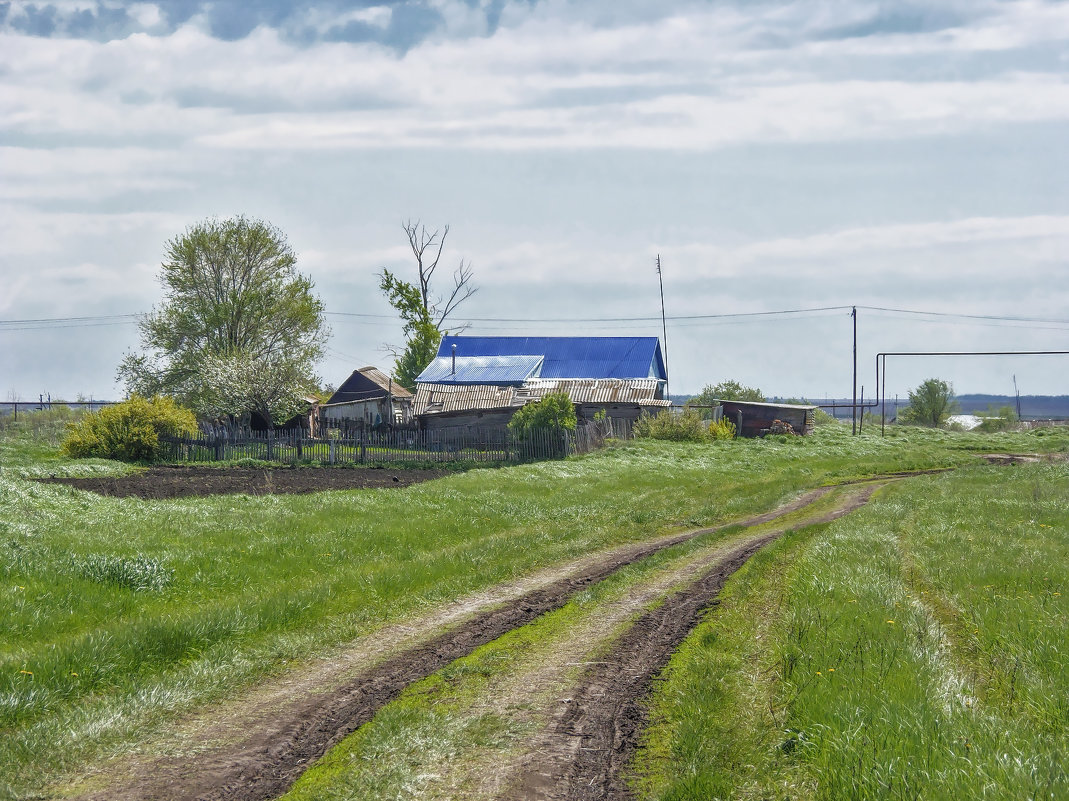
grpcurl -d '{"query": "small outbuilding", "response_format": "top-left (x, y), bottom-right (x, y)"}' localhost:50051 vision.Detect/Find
top-left (719, 400), bottom-right (817, 437)
top-left (320, 366), bottom-right (413, 432)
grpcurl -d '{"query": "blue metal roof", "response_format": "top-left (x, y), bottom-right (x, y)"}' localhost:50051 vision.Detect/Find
top-left (435, 336), bottom-right (667, 382)
top-left (417, 355), bottom-right (544, 385)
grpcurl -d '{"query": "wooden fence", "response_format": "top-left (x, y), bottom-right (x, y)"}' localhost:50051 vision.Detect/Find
top-left (158, 423), bottom-right (628, 466)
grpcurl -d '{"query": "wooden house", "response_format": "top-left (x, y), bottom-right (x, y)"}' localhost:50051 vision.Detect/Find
top-left (320, 366), bottom-right (413, 433)
top-left (413, 336), bottom-right (670, 432)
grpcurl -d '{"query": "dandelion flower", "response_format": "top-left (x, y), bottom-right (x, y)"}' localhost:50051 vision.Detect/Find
top-left (886, 619), bottom-right (895, 624)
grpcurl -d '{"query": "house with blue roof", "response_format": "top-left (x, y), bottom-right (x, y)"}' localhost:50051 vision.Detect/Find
top-left (413, 336), bottom-right (670, 431)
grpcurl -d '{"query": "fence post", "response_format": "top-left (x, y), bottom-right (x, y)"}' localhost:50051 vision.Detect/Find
top-left (329, 438), bottom-right (336, 466)
top-left (359, 433), bottom-right (366, 464)
top-left (214, 437), bottom-right (223, 461)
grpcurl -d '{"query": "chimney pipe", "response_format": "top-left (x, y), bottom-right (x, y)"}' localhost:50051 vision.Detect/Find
top-left (451, 344), bottom-right (456, 376)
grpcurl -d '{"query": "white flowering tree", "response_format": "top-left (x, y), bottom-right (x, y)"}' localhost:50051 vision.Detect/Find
top-left (118, 217), bottom-right (328, 426)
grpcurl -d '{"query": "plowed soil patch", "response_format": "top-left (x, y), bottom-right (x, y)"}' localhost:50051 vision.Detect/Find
top-left (36, 466), bottom-right (449, 498)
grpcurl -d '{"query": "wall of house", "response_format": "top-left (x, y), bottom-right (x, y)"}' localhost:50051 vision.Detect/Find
top-left (322, 397), bottom-right (413, 433)
top-left (575, 403), bottom-right (650, 422)
top-left (419, 408), bottom-right (516, 434)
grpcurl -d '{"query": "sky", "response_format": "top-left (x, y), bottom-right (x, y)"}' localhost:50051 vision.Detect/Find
top-left (2, 0), bottom-right (1068, 403)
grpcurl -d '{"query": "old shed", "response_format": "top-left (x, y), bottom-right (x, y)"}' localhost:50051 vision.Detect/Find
top-left (719, 400), bottom-right (817, 437)
top-left (321, 366), bottom-right (413, 432)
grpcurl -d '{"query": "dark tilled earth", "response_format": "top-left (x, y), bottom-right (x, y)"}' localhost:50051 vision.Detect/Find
top-left (37, 466), bottom-right (450, 498)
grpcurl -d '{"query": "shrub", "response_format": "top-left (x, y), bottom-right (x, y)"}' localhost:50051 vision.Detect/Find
top-left (685, 380), bottom-right (764, 419)
top-left (508, 392), bottom-right (578, 440)
top-left (62, 395), bottom-right (198, 462)
top-left (899, 378), bottom-right (959, 427)
top-left (977, 405), bottom-right (1018, 433)
top-left (633, 410), bottom-right (736, 442)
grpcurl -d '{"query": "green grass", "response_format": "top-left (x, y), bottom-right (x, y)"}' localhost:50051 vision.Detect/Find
top-left (2, 413), bottom-right (1068, 798)
top-left (635, 462), bottom-right (1069, 800)
top-left (279, 510), bottom-right (816, 800)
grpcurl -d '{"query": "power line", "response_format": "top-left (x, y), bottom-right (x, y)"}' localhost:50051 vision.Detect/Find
top-left (5, 305), bottom-right (1069, 331)
top-left (858, 306), bottom-right (1069, 325)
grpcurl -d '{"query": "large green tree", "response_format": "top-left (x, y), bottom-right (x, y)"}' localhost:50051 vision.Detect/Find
top-left (379, 220), bottom-right (476, 391)
top-left (685, 380), bottom-right (764, 418)
top-left (900, 377), bottom-right (959, 427)
top-left (118, 217), bottom-right (328, 425)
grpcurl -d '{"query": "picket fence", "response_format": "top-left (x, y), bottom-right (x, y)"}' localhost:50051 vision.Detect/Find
top-left (159, 419), bottom-right (633, 466)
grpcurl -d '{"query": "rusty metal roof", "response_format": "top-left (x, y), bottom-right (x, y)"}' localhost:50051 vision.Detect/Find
top-left (413, 383), bottom-right (523, 416)
top-left (522, 379), bottom-right (671, 406)
top-left (327, 366), bottom-right (412, 403)
top-left (415, 378), bottom-right (671, 416)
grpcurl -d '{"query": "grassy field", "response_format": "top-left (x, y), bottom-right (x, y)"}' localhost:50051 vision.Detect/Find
top-left (1, 411), bottom-right (1067, 798)
top-left (635, 463), bottom-right (1068, 800)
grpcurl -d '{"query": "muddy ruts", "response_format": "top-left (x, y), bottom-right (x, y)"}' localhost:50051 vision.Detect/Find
top-left (520, 482), bottom-right (883, 801)
top-left (83, 489), bottom-right (837, 801)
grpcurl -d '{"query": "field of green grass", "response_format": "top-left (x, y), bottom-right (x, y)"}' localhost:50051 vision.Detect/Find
top-left (1, 409), bottom-right (1067, 799)
top-left (636, 463), bottom-right (1068, 800)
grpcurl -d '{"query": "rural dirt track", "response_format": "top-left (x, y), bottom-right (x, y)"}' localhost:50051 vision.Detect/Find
top-left (73, 479), bottom-right (896, 801)
top-left (508, 481), bottom-right (884, 801)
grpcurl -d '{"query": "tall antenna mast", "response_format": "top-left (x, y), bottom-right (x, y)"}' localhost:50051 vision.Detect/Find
top-left (657, 254), bottom-right (670, 400)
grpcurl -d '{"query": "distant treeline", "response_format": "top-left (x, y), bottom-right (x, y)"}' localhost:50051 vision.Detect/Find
top-left (670, 395), bottom-right (1069, 420)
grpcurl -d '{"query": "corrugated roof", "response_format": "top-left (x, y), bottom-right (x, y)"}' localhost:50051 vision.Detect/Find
top-left (417, 355), bottom-right (544, 385)
top-left (521, 379), bottom-right (671, 406)
top-left (436, 336), bottom-right (666, 381)
top-left (718, 400), bottom-right (816, 411)
top-left (413, 383), bottom-right (522, 416)
top-left (415, 378), bottom-right (671, 416)
top-left (327, 366), bottom-right (412, 404)
top-left (358, 366), bottom-right (412, 397)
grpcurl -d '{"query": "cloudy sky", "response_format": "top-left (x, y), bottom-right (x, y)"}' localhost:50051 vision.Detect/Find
top-left (2, 0), bottom-right (1068, 403)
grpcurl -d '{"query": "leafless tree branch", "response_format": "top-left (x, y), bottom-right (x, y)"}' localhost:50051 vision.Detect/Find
top-left (435, 259), bottom-right (478, 330)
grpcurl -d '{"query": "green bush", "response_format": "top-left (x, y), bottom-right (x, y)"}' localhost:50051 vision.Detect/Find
top-left (977, 405), bottom-right (1018, 433)
top-left (62, 395), bottom-right (198, 462)
top-left (633, 410), bottom-right (736, 442)
top-left (508, 392), bottom-right (578, 440)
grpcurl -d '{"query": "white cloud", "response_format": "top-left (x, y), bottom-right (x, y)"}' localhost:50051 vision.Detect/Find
top-left (4, 4), bottom-right (1069, 156)
top-left (670, 215), bottom-right (1069, 270)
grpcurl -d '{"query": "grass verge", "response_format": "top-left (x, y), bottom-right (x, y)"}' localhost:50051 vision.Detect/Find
top-left (634, 463), bottom-right (1068, 800)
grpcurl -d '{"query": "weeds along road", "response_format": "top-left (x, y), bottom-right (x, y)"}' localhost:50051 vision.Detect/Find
top-left (73, 479), bottom-right (895, 801)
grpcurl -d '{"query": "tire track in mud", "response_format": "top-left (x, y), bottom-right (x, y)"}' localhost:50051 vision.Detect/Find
top-left (80, 480), bottom-right (894, 801)
top-left (510, 481), bottom-right (885, 801)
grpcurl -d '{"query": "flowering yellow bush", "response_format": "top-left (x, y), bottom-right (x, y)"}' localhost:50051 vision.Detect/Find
top-left (62, 395), bottom-right (198, 462)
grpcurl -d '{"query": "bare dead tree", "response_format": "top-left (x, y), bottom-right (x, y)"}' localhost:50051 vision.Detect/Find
top-left (401, 220), bottom-right (477, 331)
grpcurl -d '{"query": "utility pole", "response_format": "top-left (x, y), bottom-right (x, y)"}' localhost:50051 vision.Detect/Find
top-left (657, 255), bottom-right (670, 400)
top-left (1013, 374), bottom-right (1022, 419)
top-left (851, 306), bottom-right (857, 436)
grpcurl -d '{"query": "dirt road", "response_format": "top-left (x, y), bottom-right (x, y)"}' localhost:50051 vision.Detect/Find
top-left (70, 480), bottom-right (892, 801)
